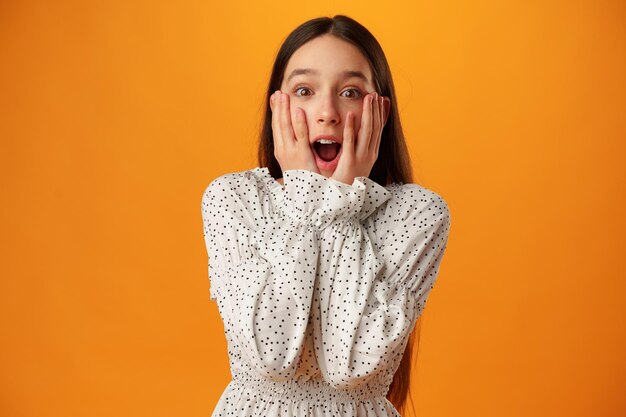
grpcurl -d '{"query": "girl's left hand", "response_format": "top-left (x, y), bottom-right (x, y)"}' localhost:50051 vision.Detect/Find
top-left (331, 92), bottom-right (390, 185)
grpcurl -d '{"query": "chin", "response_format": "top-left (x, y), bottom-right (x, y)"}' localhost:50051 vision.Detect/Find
top-left (318, 169), bottom-right (334, 178)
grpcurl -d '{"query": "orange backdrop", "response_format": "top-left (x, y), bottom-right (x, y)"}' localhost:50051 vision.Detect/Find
top-left (1, 1), bottom-right (624, 416)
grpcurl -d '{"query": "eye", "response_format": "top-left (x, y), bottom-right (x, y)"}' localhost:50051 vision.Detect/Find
top-left (294, 86), bottom-right (312, 97)
top-left (341, 88), bottom-right (363, 99)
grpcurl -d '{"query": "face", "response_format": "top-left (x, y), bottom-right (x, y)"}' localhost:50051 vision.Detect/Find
top-left (280, 34), bottom-right (378, 177)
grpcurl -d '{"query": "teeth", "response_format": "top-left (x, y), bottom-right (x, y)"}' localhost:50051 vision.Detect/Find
top-left (316, 139), bottom-right (337, 144)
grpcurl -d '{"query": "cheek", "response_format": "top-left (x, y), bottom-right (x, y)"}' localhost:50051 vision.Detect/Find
top-left (353, 112), bottom-right (363, 131)
top-left (288, 101), bottom-right (307, 120)
top-left (346, 103), bottom-right (364, 131)
top-left (289, 109), bottom-right (306, 129)
top-left (289, 103), bottom-right (316, 129)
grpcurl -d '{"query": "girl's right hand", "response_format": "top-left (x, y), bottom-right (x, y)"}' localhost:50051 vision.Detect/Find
top-left (269, 90), bottom-right (320, 174)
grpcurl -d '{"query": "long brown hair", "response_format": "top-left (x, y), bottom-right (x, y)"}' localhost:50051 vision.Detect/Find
top-left (257, 15), bottom-right (420, 416)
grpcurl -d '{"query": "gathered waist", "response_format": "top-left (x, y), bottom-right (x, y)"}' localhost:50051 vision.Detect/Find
top-left (230, 372), bottom-right (389, 405)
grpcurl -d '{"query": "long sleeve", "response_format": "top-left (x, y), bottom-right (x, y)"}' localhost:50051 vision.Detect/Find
top-left (312, 182), bottom-right (451, 390)
top-left (201, 169), bottom-right (381, 382)
top-left (202, 171), bottom-right (318, 381)
top-left (374, 185), bottom-right (451, 314)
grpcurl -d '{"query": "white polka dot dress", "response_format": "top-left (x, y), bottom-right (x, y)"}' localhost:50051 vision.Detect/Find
top-left (201, 167), bottom-right (451, 417)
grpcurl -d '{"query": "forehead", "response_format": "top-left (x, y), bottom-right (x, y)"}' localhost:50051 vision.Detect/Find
top-left (283, 35), bottom-right (373, 85)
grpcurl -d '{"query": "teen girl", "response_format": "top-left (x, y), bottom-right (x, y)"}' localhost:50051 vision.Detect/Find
top-left (202, 14), bottom-right (451, 417)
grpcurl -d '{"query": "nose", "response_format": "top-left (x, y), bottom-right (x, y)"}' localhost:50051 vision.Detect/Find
top-left (316, 94), bottom-right (341, 126)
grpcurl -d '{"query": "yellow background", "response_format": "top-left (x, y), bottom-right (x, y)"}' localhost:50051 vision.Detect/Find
top-left (1, 1), bottom-right (624, 416)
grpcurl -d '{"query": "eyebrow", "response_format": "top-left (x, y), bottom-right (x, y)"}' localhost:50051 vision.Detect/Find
top-left (286, 68), bottom-right (369, 83)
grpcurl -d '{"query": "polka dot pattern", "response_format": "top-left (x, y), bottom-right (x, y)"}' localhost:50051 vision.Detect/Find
top-left (201, 167), bottom-right (451, 416)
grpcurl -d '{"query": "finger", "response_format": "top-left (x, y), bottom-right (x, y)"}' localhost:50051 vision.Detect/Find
top-left (271, 91), bottom-right (283, 151)
top-left (279, 92), bottom-right (296, 146)
top-left (293, 107), bottom-right (309, 148)
top-left (342, 111), bottom-right (355, 158)
top-left (374, 96), bottom-right (388, 153)
top-left (378, 96), bottom-right (385, 129)
top-left (372, 96), bottom-right (385, 152)
top-left (270, 90), bottom-right (280, 113)
top-left (371, 93), bottom-right (381, 153)
top-left (358, 93), bottom-right (374, 157)
top-left (382, 97), bottom-right (391, 126)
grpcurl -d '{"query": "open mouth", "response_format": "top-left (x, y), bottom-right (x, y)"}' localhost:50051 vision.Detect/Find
top-left (313, 139), bottom-right (342, 162)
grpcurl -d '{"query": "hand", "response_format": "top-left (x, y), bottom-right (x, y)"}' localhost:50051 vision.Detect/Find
top-left (331, 92), bottom-right (390, 185)
top-left (269, 90), bottom-right (320, 175)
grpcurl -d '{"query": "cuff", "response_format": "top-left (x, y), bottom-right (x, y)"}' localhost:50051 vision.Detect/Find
top-left (281, 169), bottom-right (392, 229)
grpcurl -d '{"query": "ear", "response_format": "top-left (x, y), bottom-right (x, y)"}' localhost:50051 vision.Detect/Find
top-left (382, 97), bottom-right (391, 126)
